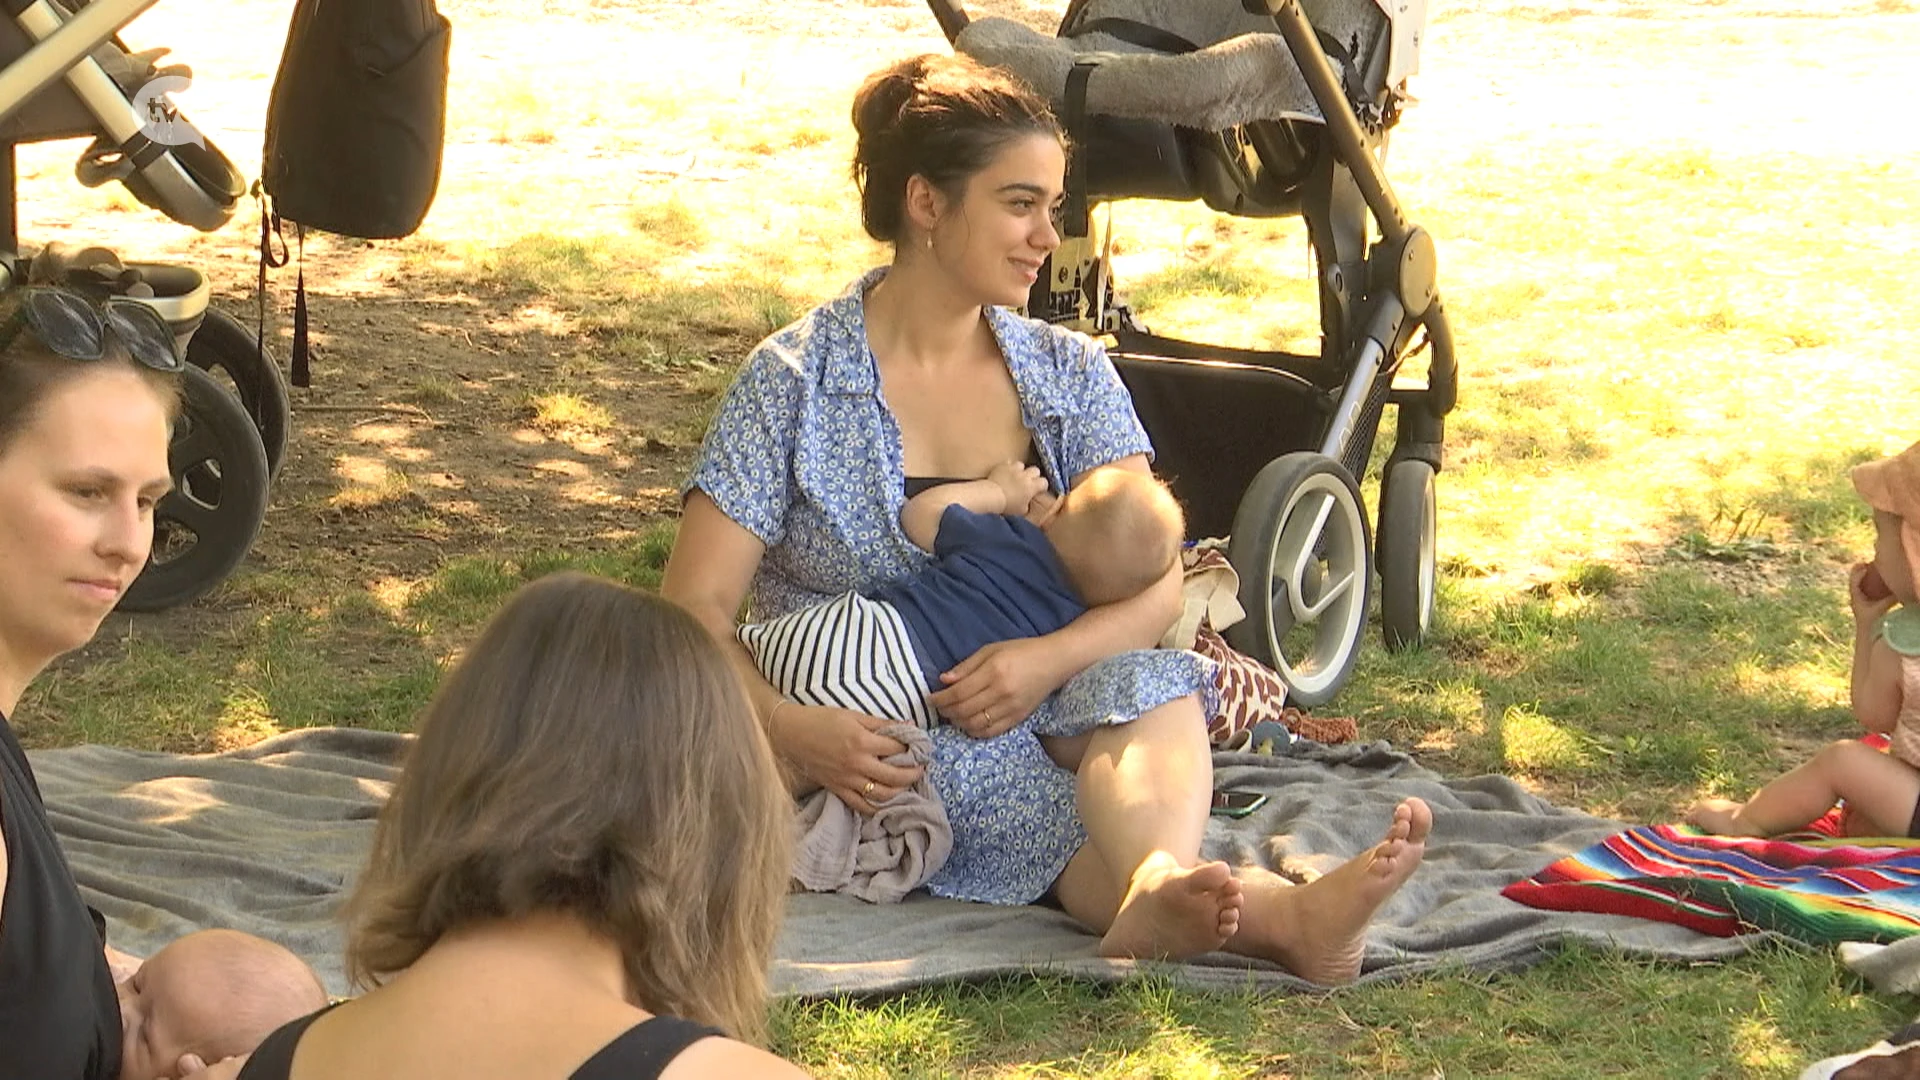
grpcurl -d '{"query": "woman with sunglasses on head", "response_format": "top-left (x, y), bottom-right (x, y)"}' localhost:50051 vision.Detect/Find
top-left (0, 287), bottom-right (184, 1079)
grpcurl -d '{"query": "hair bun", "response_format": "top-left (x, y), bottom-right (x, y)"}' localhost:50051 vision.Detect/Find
top-left (851, 66), bottom-right (919, 146)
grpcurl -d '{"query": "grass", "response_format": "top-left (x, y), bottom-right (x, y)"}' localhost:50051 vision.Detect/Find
top-left (16, 0), bottom-right (1920, 1075)
top-left (770, 946), bottom-right (1907, 1077)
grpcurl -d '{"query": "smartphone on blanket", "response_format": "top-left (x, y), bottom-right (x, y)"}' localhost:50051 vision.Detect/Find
top-left (1210, 789), bottom-right (1269, 819)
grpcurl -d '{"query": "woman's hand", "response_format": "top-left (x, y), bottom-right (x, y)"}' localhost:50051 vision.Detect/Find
top-left (1851, 562), bottom-right (1898, 626)
top-left (931, 638), bottom-right (1068, 738)
top-left (772, 702), bottom-right (925, 815)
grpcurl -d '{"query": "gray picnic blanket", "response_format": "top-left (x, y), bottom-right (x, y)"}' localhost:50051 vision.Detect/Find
top-left (30, 728), bottom-right (1756, 999)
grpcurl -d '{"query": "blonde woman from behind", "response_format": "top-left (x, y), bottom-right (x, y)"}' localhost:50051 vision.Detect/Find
top-left (227, 574), bottom-right (809, 1080)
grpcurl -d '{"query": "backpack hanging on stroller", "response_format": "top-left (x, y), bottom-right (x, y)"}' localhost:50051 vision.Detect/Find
top-left (258, 0), bottom-right (452, 388)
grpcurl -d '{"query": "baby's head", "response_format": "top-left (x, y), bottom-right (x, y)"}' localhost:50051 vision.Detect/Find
top-left (116, 929), bottom-right (328, 1080)
top-left (1852, 439), bottom-right (1920, 607)
top-left (1042, 466), bottom-right (1185, 607)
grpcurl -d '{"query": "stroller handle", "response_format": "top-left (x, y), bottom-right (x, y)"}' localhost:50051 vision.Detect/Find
top-left (1244, 0), bottom-right (1411, 247)
top-left (923, 0), bottom-right (969, 44)
top-left (0, 0), bottom-right (158, 131)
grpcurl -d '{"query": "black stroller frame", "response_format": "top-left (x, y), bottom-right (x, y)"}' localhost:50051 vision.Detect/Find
top-left (0, 0), bottom-right (284, 611)
top-left (930, 0), bottom-right (1458, 704)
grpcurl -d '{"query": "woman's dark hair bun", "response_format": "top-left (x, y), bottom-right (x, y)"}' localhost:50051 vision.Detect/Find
top-left (848, 53), bottom-right (1063, 244)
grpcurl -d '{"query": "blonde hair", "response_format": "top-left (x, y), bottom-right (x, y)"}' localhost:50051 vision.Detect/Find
top-left (0, 336), bottom-right (180, 454)
top-left (1050, 468), bottom-right (1185, 607)
top-left (344, 573), bottom-right (790, 1042)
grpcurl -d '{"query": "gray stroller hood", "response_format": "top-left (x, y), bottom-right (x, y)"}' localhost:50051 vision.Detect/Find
top-left (954, 0), bottom-right (1401, 132)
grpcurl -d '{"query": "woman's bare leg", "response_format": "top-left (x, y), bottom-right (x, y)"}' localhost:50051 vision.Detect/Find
top-left (1048, 696), bottom-right (1244, 959)
top-left (1224, 798), bottom-right (1432, 985)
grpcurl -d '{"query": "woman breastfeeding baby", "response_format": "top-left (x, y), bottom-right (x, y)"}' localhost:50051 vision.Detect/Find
top-left (661, 51), bottom-right (1432, 981)
top-left (0, 287), bottom-right (326, 1080)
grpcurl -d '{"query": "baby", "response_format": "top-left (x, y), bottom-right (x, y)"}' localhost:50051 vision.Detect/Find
top-left (1688, 439), bottom-right (1920, 837)
top-left (115, 929), bottom-right (329, 1080)
top-left (740, 462), bottom-right (1184, 733)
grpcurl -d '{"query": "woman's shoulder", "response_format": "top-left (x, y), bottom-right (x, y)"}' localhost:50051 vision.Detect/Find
top-left (660, 1035), bottom-right (812, 1079)
top-left (987, 305), bottom-right (1103, 365)
top-left (741, 273), bottom-right (879, 385)
top-left (986, 307), bottom-right (1112, 402)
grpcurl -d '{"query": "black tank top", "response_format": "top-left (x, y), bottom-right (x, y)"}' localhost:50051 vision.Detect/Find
top-left (904, 440), bottom-right (1045, 499)
top-left (0, 713), bottom-right (122, 1080)
top-left (240, 1003), bottom-right (723, 1079)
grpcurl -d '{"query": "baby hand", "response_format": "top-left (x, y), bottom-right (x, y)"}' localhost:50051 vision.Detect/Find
top-left (1850, 562), bottom-right (1897, 622)
top-left (1025, 488), bottom-right (1062, 528)
top-left (987, 461), bottom-right (1048, 515)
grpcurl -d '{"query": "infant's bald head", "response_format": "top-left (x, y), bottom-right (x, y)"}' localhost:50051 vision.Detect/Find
top-left (117, 929), bottom-right (327, 1080)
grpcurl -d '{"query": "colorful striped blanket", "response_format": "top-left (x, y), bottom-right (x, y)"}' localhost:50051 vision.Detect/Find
top-left (1504, 825), bottom-right (1920, 944)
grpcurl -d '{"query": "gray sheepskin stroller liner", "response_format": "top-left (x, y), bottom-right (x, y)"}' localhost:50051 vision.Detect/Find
top-left (935, 0), bottom-right (1457, 706)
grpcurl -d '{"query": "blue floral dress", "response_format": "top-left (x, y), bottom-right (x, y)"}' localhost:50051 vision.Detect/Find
top-left (687, 269), bottom-right (1216, 904)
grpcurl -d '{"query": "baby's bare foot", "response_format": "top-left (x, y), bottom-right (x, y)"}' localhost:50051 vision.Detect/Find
top-left (1685, 798), bottom-right (1764, 837)
top-left (1098, 852), bottom-right (1244, 961)
top-left (1231, 798), bottom-right (1432, 985)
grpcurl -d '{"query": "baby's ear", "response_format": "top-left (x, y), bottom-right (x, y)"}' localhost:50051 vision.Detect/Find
top-left (173, 1052), bottom-right (209, 1075)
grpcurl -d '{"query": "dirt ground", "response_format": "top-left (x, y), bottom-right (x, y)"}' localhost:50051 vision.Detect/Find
top-left (23, 0), bottom-right (1915, 657)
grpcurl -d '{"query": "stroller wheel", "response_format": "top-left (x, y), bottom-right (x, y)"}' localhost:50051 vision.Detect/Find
top-left (118, 366), bottom-right (270, 613)
top-left (1377, 458), bottom-right (1438, 651)
top-left (1225, 452), bottom-right (1371, 707)
top-left (185, 308), bottom-right (290, 481)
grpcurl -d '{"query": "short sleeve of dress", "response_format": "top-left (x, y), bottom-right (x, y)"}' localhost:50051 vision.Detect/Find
top-left (1055, 332), bottom-right (1152, 481)
top-left (683, 339), bottom-right (807, 546)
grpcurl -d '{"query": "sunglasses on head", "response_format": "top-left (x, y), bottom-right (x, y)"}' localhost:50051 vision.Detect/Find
top-left (0, 286), bottom-right (184, 374)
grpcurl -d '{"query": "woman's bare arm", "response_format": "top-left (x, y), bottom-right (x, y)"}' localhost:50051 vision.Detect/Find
top-left (660, 493), bottom-right (787, 723)
top-left (661, 493), bottom-right (922, 812)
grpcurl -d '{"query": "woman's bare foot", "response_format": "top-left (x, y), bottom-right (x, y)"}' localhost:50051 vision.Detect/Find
top-left (1228, 798), bottom-right (1432, 985)
top-left (1685, 798), bottom-right (1765, 837)
top-left (1097, 852), bottom-right (1245, 960)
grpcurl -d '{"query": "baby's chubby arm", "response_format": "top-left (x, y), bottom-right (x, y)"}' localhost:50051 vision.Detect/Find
top-left (899, 463), bottom-right (1048, 552)
top-left (1850, 563), bottom-right (1903, 733)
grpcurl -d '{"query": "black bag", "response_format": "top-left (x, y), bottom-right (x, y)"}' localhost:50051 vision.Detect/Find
top-left (256, 0), bottom-right (451, 386)
top-left (261, 0), bottom-right (452, 239)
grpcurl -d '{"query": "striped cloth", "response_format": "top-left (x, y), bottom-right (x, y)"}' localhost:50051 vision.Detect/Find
top-left (1503, 825), bottom-right (1920, 944)
top-left (739, 592), bottom-right (939, 731)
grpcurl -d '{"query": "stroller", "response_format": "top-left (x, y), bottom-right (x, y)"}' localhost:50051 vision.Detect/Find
top-left (0, 0), bottom-right (283, 612)
top-left (930, 0), bottom-right (1458, 705)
